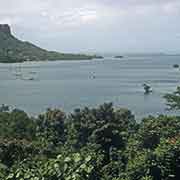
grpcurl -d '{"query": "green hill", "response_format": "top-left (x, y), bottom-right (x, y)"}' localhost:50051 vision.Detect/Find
top-left (0, 24), bottom-right (102, 63)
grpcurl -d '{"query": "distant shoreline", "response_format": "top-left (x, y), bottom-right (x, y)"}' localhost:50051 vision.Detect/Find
top-left (0, 56), bottom-right (104, 64)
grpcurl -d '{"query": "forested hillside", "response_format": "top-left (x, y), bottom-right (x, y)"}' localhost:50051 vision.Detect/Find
top-left (0, 24), bottom-right (102, 63)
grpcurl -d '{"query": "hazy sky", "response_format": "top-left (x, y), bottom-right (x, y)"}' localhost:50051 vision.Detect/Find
top-left (0, 0), bottom-right (180, 53)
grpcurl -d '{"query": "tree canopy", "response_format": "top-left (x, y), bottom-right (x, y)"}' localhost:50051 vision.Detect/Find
top-left (0, 102), bottom-right (179, 180)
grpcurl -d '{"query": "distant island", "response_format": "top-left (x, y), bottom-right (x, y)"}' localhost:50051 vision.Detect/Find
top-left (0, 24), bottom-right (103, 63)
top-left (114, 55), bottom-right (124, 58)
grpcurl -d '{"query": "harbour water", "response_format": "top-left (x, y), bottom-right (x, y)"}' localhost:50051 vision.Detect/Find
top-left (0, 55), bottom-right (180, 119)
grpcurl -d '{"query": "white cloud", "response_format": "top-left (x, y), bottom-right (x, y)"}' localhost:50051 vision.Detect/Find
top-left (0, 17), bottom-right (12, 25)
top-left (162, 2), bottom-right (180, 14)
top-left (0, 0), bottom-right (179, 29)
top-left (0, 0), bottom-right (180, 53)
top-left (0, 16), bottom-right (22, 26)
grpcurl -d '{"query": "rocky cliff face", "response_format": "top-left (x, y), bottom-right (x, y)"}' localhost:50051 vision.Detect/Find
top-left (0, 24), bottom-right (11, 35)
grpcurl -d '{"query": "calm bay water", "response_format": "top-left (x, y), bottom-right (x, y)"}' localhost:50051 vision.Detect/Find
top-left (0, 55), bottom-right (180, 119)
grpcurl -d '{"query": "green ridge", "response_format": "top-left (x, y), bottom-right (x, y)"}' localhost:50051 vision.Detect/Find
top-left (0, 24), bottom-right (103, 63)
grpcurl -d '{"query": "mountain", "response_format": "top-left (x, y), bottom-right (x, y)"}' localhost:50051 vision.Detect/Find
top-left (0, 24), bottom-right (102, 63)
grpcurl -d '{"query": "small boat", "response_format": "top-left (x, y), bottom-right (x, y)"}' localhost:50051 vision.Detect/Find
top-left (28, 77), bottom-right (35, 81)
top-left (14, 73), bottom-right (22, 77)
top-left (173, 64), bottom-right (179, 68)
top-left (142, 84), bottom-right (152, 94)
top-left (29, 71), bottom-right (37, 74)
top-left (89, 72), bottom-right (96, 79)
top-left (114, 55), bottom-right (124, 58)
top-left (21, 77), bottom-right (35, 81)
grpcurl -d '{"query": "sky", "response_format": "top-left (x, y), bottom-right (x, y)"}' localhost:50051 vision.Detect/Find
top-left (0, 0), bottom-right (180, 54)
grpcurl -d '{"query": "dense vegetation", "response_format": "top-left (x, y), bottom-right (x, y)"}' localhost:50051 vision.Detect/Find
top-left (0, 24), bottom-right (103, 63)
top-left (0, 93), bottom-right (179, 180)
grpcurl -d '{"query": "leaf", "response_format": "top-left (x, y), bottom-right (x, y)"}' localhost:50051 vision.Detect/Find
top-left (54, 163), bottom-right (59, 169)
top-left (64, 157), bottom-right (71, 162)
top-left (16, 172), bottom-right (21, 178)
top-left (64, 163), bottom-right (68, 172)
top-left (7, 173), bottom-right (14, 179)
top-left (80, 164), bottom-right (87, 169)
top-left (57, 154), bottom-right (62, 159)
top-left (85, 155), bottom-right (91, 162)
top-left (73, 153), bottom-right (81, 163)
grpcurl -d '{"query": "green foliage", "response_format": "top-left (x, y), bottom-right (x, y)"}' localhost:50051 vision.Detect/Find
top-left (35, 108), bottom-right (67, 157)
top-left (0, 109), bottom-right (36, 140)
top-left (126, 150), bottom-right (151, 180)
top-left (0, 139), bottom-right (39, 167)
top-left (67, 103), bottom-right (135, 149)
top-left (164, 86), bottom-right (180, 110)
top-left (154, 138), bottom-right (180, 180)
top-left (5, 151), bottom-right (98, 180)
top-left (0, 103), bottom-right (179, 180)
